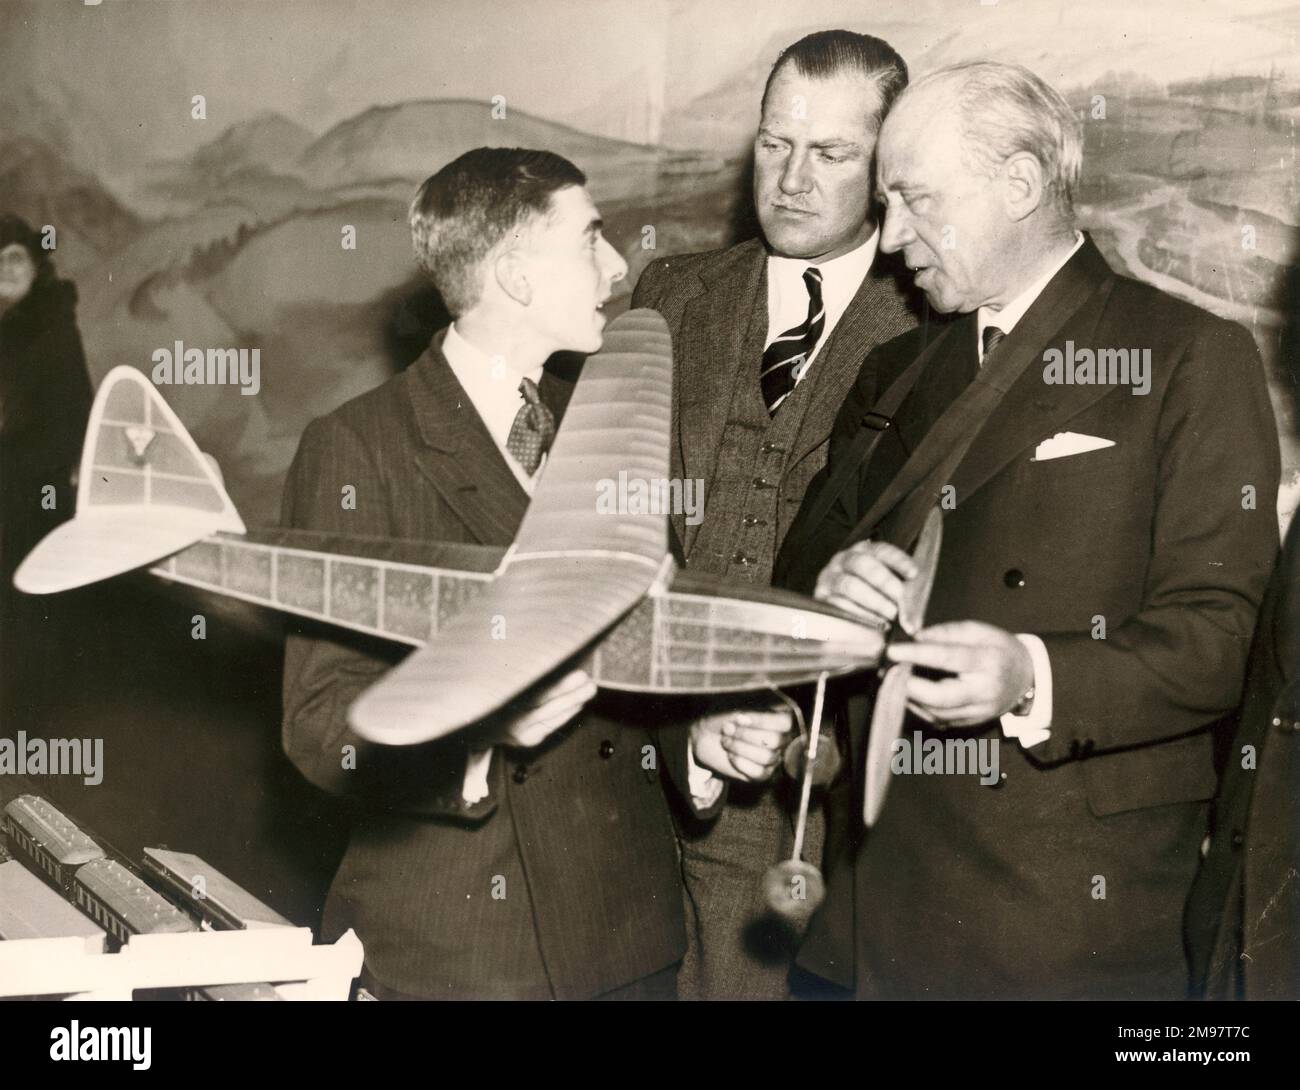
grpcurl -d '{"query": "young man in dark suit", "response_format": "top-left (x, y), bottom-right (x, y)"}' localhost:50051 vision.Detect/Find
top-left (631, 29), bottom-right (924, 1000)
top-left (777, 62), bottom-right (1281, 999)
top-left (280, 148), bottom-right (789, 999)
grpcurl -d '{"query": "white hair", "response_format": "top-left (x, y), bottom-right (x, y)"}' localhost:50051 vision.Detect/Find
top-left (908, 61), bottom-right (1082, 217)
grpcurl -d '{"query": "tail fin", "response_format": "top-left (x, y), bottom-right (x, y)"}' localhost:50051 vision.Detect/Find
top-left (14, 366), bottom-right (244, 594)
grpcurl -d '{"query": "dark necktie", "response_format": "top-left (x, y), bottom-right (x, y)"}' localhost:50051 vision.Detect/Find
top-left (761, 266), bottom-right (824, 414)
top-left (981, 324), bottom-right (1006, 365)
top-left (505, 376), bottom-right (555, 476)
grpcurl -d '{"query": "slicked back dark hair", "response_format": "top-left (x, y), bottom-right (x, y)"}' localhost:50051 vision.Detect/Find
top-left (409, 147), bottom-right (586, 317)
top-left (761, 30), bottom-right (908, 131)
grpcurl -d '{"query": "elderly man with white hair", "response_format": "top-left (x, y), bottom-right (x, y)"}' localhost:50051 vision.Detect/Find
top-left (777, 61), bottom-right (1280, 999)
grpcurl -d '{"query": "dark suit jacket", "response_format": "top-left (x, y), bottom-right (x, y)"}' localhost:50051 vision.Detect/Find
top-left (631, 237), bottom-right (919, 557)
top-left (281, 331), bottom-right (686, 999)
top-left (777, 238), bottom-right (1281, 998)
top-left (1185, 510), bottom-right (1299, 999)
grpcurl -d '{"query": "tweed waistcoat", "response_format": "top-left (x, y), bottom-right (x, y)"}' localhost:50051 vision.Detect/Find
top-left (687, 301), bottom-right (825, 585)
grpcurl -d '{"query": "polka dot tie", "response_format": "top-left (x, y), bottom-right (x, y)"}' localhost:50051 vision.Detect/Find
top-left (506, 376), bottom-right (555, 476)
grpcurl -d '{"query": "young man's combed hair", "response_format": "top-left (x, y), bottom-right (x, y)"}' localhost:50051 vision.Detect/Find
top-left (408, 147), bottom-right (586, 317)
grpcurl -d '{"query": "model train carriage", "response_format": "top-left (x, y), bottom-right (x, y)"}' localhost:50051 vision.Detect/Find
top-left (72, 858), bottom-right (196, 946)
top-left (187, 982), bottom-right (284, 1001)
top-left (2, 795), bottom-right (104, 890)
top-left (143, 847), bottom-right (294, 931)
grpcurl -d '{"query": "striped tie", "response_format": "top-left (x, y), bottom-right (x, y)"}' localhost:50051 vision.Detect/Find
top-left (761, 266), bottom-right (824, 414)
top-left (980, 324), bottom-right (1006, 365)
top-left (505, 377), bottom-right (555, 476)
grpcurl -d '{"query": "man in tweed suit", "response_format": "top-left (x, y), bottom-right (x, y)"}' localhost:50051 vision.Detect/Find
top-left (280, 148), bottom-right (781, 999)
top-left (631, 30), bottom-right (923, 998)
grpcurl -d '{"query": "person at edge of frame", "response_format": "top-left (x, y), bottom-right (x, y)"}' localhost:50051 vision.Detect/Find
top-left (1186, 505), bottom-right (1298, 1000)
top-left (0, 213), bottom-right (93, 736)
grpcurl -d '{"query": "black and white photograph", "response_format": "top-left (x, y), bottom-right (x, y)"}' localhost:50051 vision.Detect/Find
top-left (0, 0), bottom-right (1296, 1064)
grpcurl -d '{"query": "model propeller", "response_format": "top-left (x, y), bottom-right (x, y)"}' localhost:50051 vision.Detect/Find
top-left (863, 507), bottom-right (943, 827)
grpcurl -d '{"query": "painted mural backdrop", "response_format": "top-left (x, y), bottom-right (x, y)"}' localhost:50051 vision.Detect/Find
top-left (3, 0), bottom-right (1297, 529)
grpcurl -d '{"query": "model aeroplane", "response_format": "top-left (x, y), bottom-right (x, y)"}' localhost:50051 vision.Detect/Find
top-left (15, 309), bottom-right (941, 917)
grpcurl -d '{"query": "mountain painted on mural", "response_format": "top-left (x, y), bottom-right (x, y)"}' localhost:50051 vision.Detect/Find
top-left (0, 136), bottom-right (141, 274)
top-left (0, 97), bottom-right (738, 525)
top-left (128, 99), bottom-right (722, 219)
top-left (1, 69), bottom-right (1296, 527)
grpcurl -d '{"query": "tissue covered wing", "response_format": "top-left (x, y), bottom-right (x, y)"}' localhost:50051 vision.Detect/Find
top-left (349, 309), bottom-right (673, 745)
top-left (589, 578), bottom-right (885, 692)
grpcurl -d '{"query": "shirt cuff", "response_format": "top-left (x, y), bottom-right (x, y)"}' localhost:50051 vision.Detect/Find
top-left (462, 747), bottom-right (494, 803)
top-left (1000, 633), bottom-right (1052, 749)
top-left (686, 741), bottom-right (725, 810)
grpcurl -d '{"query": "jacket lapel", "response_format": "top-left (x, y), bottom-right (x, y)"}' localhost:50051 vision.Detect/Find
top-left (676, 239), bottom-right (767, 553)
top-left (819, 319), bottom-right (967, 541)
top-left (407, 330), bottom-right (531, 546)
top-left (859, 236), bottom-right (1118, 534)
top-left (948, 239), bottom-right (1120, 505)
top-left (787, 269), bottom-right (905, 467)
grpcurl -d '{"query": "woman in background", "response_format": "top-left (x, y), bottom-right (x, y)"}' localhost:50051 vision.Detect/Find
top-left (0, 213), bottom-right (93, 730)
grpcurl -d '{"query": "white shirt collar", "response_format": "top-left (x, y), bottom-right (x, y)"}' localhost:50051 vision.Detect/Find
top-left (768, 228), bottom-right (879, 293)
top-left (764, 230), bottom-right (880, 379)
top-left (441, 323), bottom-right (545, 489)
top-left (977, 231), bottom-right (1084, 358)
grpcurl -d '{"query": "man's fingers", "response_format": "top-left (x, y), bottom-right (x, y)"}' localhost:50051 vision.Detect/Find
top-left (904, 699), bottom-right (992, 728)
top-left (820, 593), bottom-right (889, 625)
top-left (530, 669), bottom-right (595, 704)
top-left (905, 673), bottom-right (983, 710)
top-left (912, 621), bottom-right (990, 645)
top-left (721, 735), bottom-right (782, 768)
top-left (726, 722), bottom-right (788, 749)
top-left (839, 552), bottom-right (909, 604)
top-left (726, 754), bottom-right (772, 781)
top-left (506, 669), bottom-right (596, 746)
top-left (814, 538), bottom-right (931, 624)
top-left (835, 539), bottom-right (919, 578)
top-left (528, 672), bottom-right (597, 715)
top-left (868, 541), bottom-right (920, 580)
top-left (820, 574), bottom-right (899, 622)
top-left (511, 711), bottom-right (568, 746)
top-left (887, 640), bottom-right (982, 674)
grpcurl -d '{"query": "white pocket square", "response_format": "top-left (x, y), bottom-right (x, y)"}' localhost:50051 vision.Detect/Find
top-left (1032, 431), bottom-right (1116, 461)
